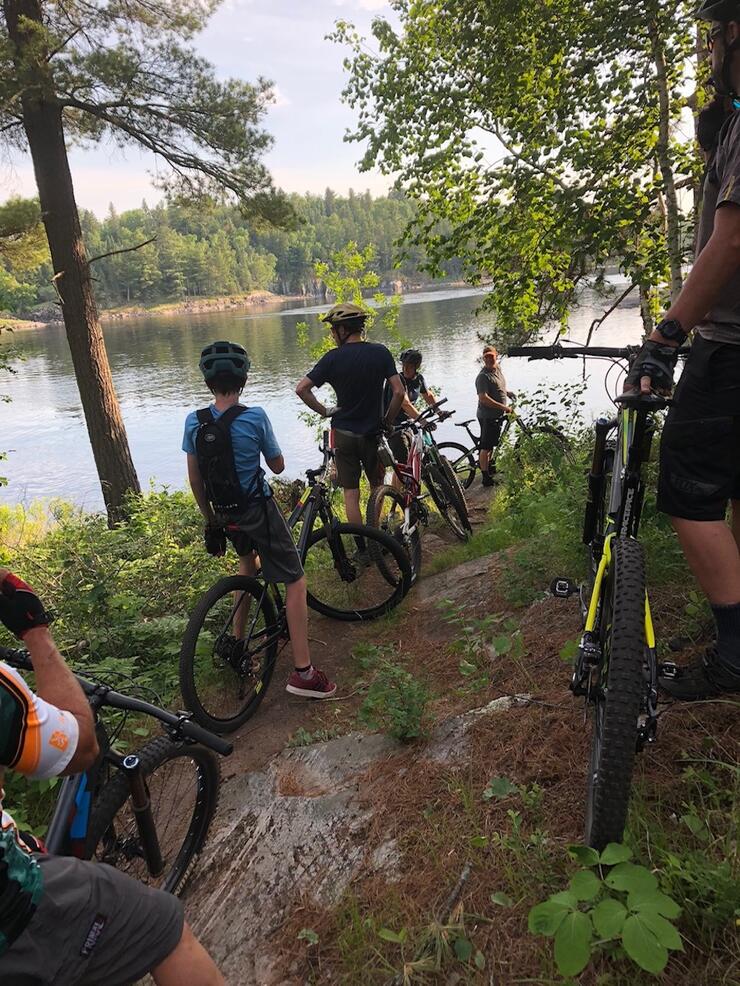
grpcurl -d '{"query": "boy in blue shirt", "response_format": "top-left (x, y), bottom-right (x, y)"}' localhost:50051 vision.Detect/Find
top-left (183, 341), bottom-right (335, 699)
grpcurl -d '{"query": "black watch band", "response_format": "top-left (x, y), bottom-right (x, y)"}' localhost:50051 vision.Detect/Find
top-left (655, 318), bottom-right (688, 346)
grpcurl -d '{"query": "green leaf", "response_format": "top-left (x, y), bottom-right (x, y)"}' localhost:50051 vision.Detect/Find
top-left (297, 928), bottom-right (319, 946)
top-left (474, 949), bottom-right (486, 970)
top-left (553, 911), bottom-right (593, 976)
top-left (483, 776), bottom-right (519, 800)
top-left (621, 915), bottom-right (669, 973)
top-left (459, 658), bottom-right (478, 677)
top-left (568, 845), bottom-right (600, 867)
top-left (636, 911), bottom-right (683, 951)
top-left (454, 937), bottom-right (473, 962)
top-left (378, 927), bottom-right (407, 944)
top-left (550, 890), bottom-right (579, 908)
top-left (491, 891), bottom-right (515, 908)
top-left (528, 899), bottom-right (572, 937)
top-left (559, 638), bottom-right (579, 662)
top-left (569, 869), bottom-right (601, 901)
top-left (592, 898), bottom-right (627, 939)
top-left (599, 843), bottom-right (633, 865)
top-left (470, 834), bottom-right (488, 848)
top-left (627, 890), bottom-right (681, 920)
top-left (605, 862), bottom-right (658, 895)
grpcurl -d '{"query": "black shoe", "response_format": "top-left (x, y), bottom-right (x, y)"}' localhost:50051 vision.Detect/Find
top-left (481, 472), bottom-right (494, 488)
top-left (659, 647), bottom-right (740, 701)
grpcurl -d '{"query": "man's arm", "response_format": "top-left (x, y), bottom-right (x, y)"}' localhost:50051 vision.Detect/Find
top-left (265, 454), bottom-right (285, 474)
top-left (479, 393), bottom-right (513, 413)
top-left (423, 390), bottom-right (438, 407)
top-left (661, 204), bottom-right (740, 335)
top-left (296, 376), bottom-right (333, 417)
top-left (24, 627), bottom-right (98, 774)
top-left (187, 454), bottom-right (216, 524)
top-left (384, 374), bottom-right (405, 426)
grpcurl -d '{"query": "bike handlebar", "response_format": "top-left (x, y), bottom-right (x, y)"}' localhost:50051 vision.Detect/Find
top-left (0, 646), bottom-right (233, 757)
top-left (506, 344), bottom-right (691, 360)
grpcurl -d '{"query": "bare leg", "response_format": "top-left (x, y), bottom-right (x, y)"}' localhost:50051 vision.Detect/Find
top-left (152, 923), bottom-right (225, 986)
top-left (343, 488), bottom-right (362, 526)
top-left (733, 500), bottom-right (740, 554)
top-left (479, 448), bottom-right (491, 474)
top-left (671, 516), bottom-right (740, 605)
top-left (234, 552), bottom-right (257, 638)
top-left (285, 576), bottom-right (311, 670)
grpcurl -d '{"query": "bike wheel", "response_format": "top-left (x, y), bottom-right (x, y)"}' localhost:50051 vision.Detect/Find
top-left (304, 521), bottom-right (412, 621)
top-left (366, 484), bottom-right (422, 583)
top-left (424, 461), bottom-right (471, 541)
top-left (436, 441), bottom-right (477, 490)
top-left (585, 537), bottom-right (645, 850)
top-left (86, 737), bottom-right (220, 895)
top-left (180, 576), bottom-right (279, 733)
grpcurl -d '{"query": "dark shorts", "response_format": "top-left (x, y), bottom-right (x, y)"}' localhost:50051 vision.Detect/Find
top-left (1, 854), bottom-right (184, 986)
top-left (657, 334), bottom-right (740, 521)
top-left (331, 429), bottom-right (383, 489)
top-left (388, 429), bottom-right (412, 464)
top-left (477, 415), bottom-right (504, 452)
top-left (222, 497), bottom-right (304, 584)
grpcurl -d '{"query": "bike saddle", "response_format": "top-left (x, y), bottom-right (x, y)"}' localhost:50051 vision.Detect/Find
top-left (615, 392), bottom-right (670, 410)
top-left (455, 419), bottom-right (475, 427)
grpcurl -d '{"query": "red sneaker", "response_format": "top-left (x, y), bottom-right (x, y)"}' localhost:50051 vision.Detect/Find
top-left (285, 667), bottom-right (337, 699)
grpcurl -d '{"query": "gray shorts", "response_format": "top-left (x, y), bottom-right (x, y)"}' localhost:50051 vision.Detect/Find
top-left (1, 855), bottom-right (184, 986)
top-left (222, 497), bottom-right (304, 584)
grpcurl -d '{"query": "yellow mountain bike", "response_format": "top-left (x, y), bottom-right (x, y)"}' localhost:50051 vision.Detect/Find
top-left (508, 343), bottom-right (687, 849)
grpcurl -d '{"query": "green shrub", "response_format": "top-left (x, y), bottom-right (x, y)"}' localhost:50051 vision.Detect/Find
top-left (358, 660), bottom-right (431, 741)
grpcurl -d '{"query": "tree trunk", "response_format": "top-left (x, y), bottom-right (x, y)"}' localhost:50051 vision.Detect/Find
top-left (650, 20), bottom-right (683, 303)
top-left (4, 0), bottom-right (140, 522)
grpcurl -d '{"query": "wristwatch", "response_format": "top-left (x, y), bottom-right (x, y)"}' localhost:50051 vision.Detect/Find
top-left (654, 318), bottom-right (688, 346)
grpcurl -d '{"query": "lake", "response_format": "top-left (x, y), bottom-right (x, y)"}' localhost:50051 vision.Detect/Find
top-left (0, 285), bottom-right (646, 509)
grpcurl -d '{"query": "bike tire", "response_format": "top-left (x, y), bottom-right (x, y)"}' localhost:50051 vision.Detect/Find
top-left (365, 484), bottom-right (422, 584)
top-left (305, 521), bottom-right (412, 622)
top-left (440, 456), bottom-right (473, 535)
top-left (436, 441), bottom-right (477, 490)
top-left (584, 537), bottom-right (645, 850)
top-left (85, 736), bottom-right (220, 895)
top-left (180, 575), bottom-right (279, 733)
top-left (424, 462), bottom-right (471, 541)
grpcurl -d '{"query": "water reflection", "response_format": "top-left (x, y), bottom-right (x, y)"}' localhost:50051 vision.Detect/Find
top-left (1, 287), bottom-right (644, 508)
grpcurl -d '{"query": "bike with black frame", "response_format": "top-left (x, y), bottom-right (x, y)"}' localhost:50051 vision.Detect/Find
top-left (420, 400), bottom-right (473, 540)
top-left (179, 430), bottom-right (413, 733)
top-left (437, 402), bottom-right (573, 490)
top-left (0, 644), bottom-right (231, 894)
top-left (507, 342), bottom-right (688, 850)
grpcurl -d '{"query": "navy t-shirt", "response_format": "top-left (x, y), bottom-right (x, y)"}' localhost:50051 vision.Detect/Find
top-left (308, 342), bottom-right (399, 436)
top-left (384, 371), bottom-right (428, 424)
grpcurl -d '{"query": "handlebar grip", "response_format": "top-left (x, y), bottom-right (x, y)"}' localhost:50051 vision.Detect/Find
top-left (0, 646), bottom-right (32, 671)
top-left (179, 718), bottom-right (233, 756)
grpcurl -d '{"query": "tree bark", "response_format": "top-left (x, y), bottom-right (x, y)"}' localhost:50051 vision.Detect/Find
top-left (4, 0), bottom-right (140, 522)
top-left (650, 19), bottom-right (684, 303)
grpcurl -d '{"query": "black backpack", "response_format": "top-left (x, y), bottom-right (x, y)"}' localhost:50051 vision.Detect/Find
top-left (194, 405), bottom-right (265, 517)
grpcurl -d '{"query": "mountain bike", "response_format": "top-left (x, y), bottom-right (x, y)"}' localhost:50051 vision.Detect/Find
top-left (507, 342), bottom-right (688, 849)
top-left (179, 431), bottom-right (413, 732)
top-left (437, 406), bottom-right (572, 490)
top-left (0, 645), bottom-right (231, 894)
top-left (419, 400), bottom-right (473, 540)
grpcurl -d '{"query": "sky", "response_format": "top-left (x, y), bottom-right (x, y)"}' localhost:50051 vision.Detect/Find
top-left (0, 0), bottom-right (397, 216)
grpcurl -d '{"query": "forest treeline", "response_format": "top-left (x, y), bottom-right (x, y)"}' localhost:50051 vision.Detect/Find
top-left (2, 189), bottom-right (461, 314)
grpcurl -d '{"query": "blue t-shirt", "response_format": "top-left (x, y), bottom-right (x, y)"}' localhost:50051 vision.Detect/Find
top-left (182, 405), bottom-right (281, 496)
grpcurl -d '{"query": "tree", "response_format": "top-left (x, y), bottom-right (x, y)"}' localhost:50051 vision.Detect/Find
top-left (333, 0), bottom-right (702, 345)
top-left (0, 0), bottom-right (291, 518)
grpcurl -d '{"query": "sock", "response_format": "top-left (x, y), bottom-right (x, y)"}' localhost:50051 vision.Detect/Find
top-left (296, 665), bottom-right (315, 680)
top-left (711, 603), bottom-right (740, 672)
top-left (353, 535), bottom-right (367, 553)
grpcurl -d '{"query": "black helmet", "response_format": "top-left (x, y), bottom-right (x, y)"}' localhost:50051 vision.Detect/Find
top-left (320, 302), bottom-right (368, 328)
top-left (199, 340), bottom-right (251, 383)
top-left (400, 348), bottom-right (422, 366)
top-left (696, 0), bottom-right (740, 20)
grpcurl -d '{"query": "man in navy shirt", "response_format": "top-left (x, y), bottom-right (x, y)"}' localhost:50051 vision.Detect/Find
top-left (296, 304), bottom-right (405, 525)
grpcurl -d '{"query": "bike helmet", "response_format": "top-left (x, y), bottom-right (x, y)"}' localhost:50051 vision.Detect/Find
top-left (696, 0), bottom-right (740, 19)
top-left (320, 302), bottom-right (368, 327)
top-left (199, 341), bottom-right (251, 383)
top-left (400, 348), bottom-right (423, 366)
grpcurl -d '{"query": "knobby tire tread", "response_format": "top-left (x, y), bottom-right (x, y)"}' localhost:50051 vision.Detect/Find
top-left (436, 441), bottom-right (477, 490)
top-left (85, 736), bottom-right (220, 896)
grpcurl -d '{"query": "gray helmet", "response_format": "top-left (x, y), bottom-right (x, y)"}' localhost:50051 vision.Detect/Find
top-left (400, 348), bottom-right (422, 367)
top-left (320, 302), bottom-right (368, 327)
top-left (696, 0), bottom-right (740, 19)
top-left (199, 340), bottom-right (251, 382)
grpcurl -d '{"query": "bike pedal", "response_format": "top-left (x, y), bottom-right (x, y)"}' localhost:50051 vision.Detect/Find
top-left (550, 577), bottom-right (579, 599)
top-left (658, 661), bottom-right (678, 680)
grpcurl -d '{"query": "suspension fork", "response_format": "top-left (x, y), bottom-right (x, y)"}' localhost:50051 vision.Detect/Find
top-left (112, 750), bottom-right (164, 877)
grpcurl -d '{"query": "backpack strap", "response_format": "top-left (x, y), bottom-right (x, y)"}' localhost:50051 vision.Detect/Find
top-left (196, 404), bottom-right (248, 430)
